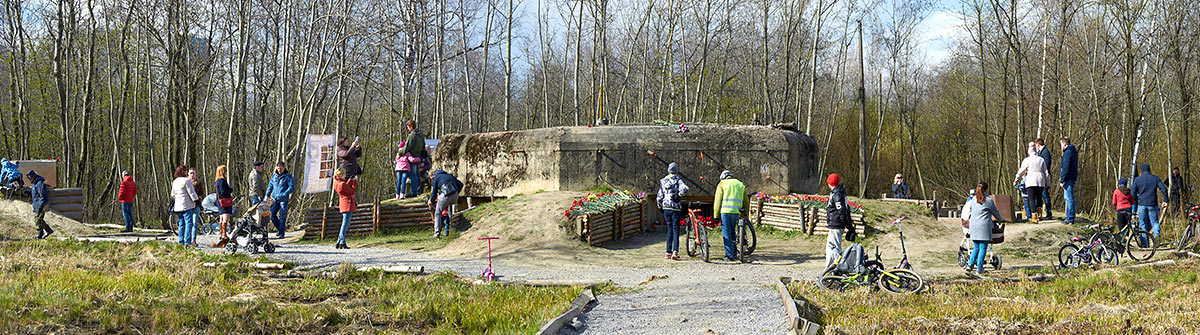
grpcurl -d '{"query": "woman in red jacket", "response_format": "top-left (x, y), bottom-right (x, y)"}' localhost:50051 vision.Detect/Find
top-left (333, 168), bottom-right (357, 249)
top-left (118, 171), bottom-right (137, 232)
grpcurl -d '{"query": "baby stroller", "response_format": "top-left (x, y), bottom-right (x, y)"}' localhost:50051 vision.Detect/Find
top-left (957, 198), bottom-right (1004, 270)
top-left (225, 198), bottom-right (276, 254)
top-left (198, 194), bottom-right (223, 235)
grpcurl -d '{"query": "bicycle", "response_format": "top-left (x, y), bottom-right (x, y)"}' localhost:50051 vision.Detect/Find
top-left (818, 245), bottom-right (925, 294)
top-left (1174, 204), bottom-right (1200, 252)
top-left (1088, 216), bottom-right (1158, 262)
top-left (681, 201), bottom-right (714, 262)
top-left (735, 215), bottom-right (757, 263)
top-left (1058, 235), bottom-right (1119, 268)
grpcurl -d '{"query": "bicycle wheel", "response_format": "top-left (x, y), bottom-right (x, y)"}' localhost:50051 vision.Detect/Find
top-left (1092, 231), bottom-right (1120, 253)
top-left (1058, 244), bottom-right (1082, 268)
top-left (1126, 230), bottom-right (1157, 262)
top-left (1099, 245), bottom-right (1119, 266)
top-left (699, 227), bottom-right (710, 263)
top-left (1175, 224), bottom-right (1195, 252)
top-left (745, 220), bottom-right (757, 255)
top-left (737, 220), bottom-right (748, 263)
top-left (685, 218), bottom-right (698, 257)
top-left (878, 268), bottom-right (925, 294)
top-left (817, 275), bottom-right (849, 291)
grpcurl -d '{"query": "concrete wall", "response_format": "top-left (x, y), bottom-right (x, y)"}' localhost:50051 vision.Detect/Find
top-left (434, 124), bottom-right (820, 198)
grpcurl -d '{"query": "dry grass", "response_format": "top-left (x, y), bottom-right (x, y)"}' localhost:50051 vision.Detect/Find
top-left (789, 258), bottom-right (1200, 334)
top-left (0, 239), bottom-right (581, 334)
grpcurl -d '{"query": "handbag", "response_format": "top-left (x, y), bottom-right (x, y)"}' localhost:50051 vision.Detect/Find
top-left (219, 197), bottom-right (233, 208)
top-left (991, 222), bottom-right (1006, 244)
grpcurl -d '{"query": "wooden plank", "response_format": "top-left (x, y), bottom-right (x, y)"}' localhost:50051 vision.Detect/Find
top-left (777, 280), bottom-right (800, 330)
top-left (535, 289), bottom-right (595, 335)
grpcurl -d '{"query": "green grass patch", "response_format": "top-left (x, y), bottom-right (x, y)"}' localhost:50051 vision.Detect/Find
top-left (0, 239), bottom-right (582, 334)
top-left (580, 185), bottom-right (615, 193)
top-left (788, 260), bottom-right (1200, 334)
top-left (298, 226), bottom-right (458, 251)
top-left (755, 224), bottom-right (804, 239)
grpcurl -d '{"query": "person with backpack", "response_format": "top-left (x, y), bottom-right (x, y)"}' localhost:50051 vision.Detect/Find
top-left (333, 168), bottom-right (357, 250)
top-left (825, 173), bottom-right (852, 268)
top-left (1112, 178), bottom-right (1133, 230)
top-left (428, 169), bottom-right (462, 238)
top-left (657, 162), bottom-right (689, 260)
top-left (713, 170), bottom-right (749, 261)
top-left (28, 170), bottom-right (53, 239)
top-left (965, 182), bottom-right (1002, 274)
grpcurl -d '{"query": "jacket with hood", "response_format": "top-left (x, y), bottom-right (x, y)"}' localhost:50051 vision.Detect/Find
top-left (1112, 187), bottom-right (1133, 211)
top-left (0, 159), bottom-right (21, 186)
top-left (826, 184), bottom-right (852, 229)
top-left (401, 129), bottom-right (425, 157)
top-left (118, 175), bottom-right (137, 203)
top-left (1060, 144), bottom-right (1079, 182)
top-left (656, 163), bottom-right (689, 211)
top-left (429, 170), bottom-right (463, 199)
top-left (265, 171), bottom-right (295, 202)
top-left (28, 171), bottom-right (48, 212)
top-left (1132, 164), bottom-right (1168, 207)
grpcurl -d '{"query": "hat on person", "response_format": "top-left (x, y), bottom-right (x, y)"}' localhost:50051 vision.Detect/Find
top-left (827, 173), bottom-right (841, 187)
top-left (667, 162), bottom-right (679, 175)
top-left (253, 161), bottom-right (264, 167)
top-left (720, 170), bottom-right (733, 180)
top-left (121, 170), bottom-right (130, 176)
top-left (1118, 177), bottom-right (1128, 187)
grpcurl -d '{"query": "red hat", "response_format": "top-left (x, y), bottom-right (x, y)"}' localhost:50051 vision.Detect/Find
top-left (827, 173), bottom-right (840, 186)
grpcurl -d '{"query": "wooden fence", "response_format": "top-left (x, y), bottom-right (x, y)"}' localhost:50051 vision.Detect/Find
top-left (303, 202), bottom-right (434, 240)
top-left (750, 199), bottom-right (867, 236)
top-left (576, 201), bottom-right (645, 245)
top-left (48, 188), bottom-right (85, 221)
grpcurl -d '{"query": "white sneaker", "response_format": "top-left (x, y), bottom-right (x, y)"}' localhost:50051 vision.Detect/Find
top-left (431, 233), bottom-right (440, 239)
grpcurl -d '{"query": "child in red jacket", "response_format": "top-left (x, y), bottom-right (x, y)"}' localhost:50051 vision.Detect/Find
top-left (1112, 178), bottom-right (1133, 230)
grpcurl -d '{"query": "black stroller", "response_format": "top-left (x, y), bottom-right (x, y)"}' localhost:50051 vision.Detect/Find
top-left (225, 198), bottom-right (277, 254)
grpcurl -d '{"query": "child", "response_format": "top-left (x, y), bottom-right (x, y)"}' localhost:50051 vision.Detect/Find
top-left (825, 173), bottom-right (851, 268)
top-left (1112, 178), bottom-right (1133, 230)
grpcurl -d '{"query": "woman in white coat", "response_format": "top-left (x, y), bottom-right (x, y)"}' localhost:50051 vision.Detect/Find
top-left (1014, 142), bottom-right (1050, 223)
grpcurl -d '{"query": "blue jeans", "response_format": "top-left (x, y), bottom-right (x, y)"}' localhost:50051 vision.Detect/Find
top-left (720, 213), bottom-right (739, 259)
top-left (1063, 181), bottom-right (1076, 222)
top-left (968, 241), bottom-right (988, 271)
top-left (1042, 188), bottom-right (1053, 217)
top-left (663, 209), bottom-right (682, 254)
top-left (395, 170), bottom-right (407, 196)
top-left (270, 199), bottom-right (289, 236)
top-left (1138, 205), bottom-right (1160, 245)
top-left (121, 202), bottom-right (134, 231)
top-left (406, 169), bottom-right (422, 196)
top-left (337, 211), bottom-right (352, 245)
top-left (176, 210), bottom-right (195, 245)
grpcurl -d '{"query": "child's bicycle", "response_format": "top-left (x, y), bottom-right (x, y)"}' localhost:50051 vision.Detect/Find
top-left (681, 201), bottom-right (715, 262)
top-left (1058, 235), bottom-right (1119, 268)
top-left (1086, 219), bottom-right (1158, 262)
top-left (818, 244), bottom-right (925, 294)
top-left (1173, 204), bottom-right (1200, 252)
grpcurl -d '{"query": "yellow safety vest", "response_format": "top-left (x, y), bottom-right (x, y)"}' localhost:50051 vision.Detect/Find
top-left (716, 179), bottom-right (746, 214)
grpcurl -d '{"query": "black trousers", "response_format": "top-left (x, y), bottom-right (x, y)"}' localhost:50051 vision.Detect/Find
top-left (1026, 186), bottom-right (1045, 216)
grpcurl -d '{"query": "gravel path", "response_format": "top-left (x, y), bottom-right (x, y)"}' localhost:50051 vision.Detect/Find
top-left (194, 234), bottom-right (792, 334)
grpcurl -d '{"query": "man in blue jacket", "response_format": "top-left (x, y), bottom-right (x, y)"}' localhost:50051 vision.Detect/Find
top-left (1058, 137), bottom-right (1079, 224)
top-left (27, 170), bottom-right (53, 239)
top-left (1035, 138), bottom-right (1053, 219)
top-left (1132, 163), bottom-right (1169, 244)
top-left (264, 161), bottom-right (295, 238)
top-left (427, 169), bottom-right (463, 239)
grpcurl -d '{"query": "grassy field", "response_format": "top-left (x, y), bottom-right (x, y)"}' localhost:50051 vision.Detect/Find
top-left (788, 258), bottom-right (1200, 334)
top-left (0, 239), bottom-right (581, 334)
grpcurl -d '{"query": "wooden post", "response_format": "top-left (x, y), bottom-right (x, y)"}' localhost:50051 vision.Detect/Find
top-left (756, 199), bottom-right (764, 227)
top-left (615, 205), bottom-right (624, 241)
top-left (373, 200), bottom-right (381, 235)
top-left (320, 203), bottom-right (329, 241)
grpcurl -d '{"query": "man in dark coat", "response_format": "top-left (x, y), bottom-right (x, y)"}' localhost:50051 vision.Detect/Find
top-left (1132, 163), bottom-right (1169, 243)
top-left (1059, 137), bottom-right (1079, 224)
top-left (28, 170), bottom-right (53, 239)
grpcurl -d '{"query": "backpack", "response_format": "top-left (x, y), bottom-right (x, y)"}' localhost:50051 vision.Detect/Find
top-left (836, 243), bottom-right (866, 274)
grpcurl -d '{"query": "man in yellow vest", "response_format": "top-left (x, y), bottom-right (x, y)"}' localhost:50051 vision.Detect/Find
top-left (713, 170), bottom-right (750, 261)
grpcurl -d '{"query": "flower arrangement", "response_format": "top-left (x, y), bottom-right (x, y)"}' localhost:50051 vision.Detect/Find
top-left (564, 190), bottom-right (646, 219)
top-left (754, 192), bottom-right (865, 214)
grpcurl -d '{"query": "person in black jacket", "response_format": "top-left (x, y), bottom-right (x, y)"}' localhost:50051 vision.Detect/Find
top-left (1035, 138), bottom-right (1054, 219)
top-left (825, 173), bottom-right (852, 268)
top-left (1059, 137), bottom-right (1079, 224)
top-left (28, 170), bottom-right (53, 239)
top-left (428, 169), bottom-right (463, 238)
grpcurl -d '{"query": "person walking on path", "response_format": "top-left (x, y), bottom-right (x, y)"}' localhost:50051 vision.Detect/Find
top-left (212, 165), bottom-right (235, 247)
top-left (333, 168), bottom-right (357, 249)
top-left (965, 182), bottom-right (1002, 274)
top-left (824, 173), bottom-right (852, 268)
top-left (1112, 178), bottom-right (1134, 230)
top-left (264, 162), bottom-right (295, 238)
top-left (1132, 163), bottom-right (1169, 243)
top-left (714, 170), bottom-right (749, 262)
top-left (118, 171), bottom-right (137, 232)
top-left (28, 170), bottom-right (53, 239)
top-left (337, 136), bottom-right (363, 179)
top-left (1169, 167), bottom-right (1185, 214)
top-left (1014, 142), bottom-right (1049, 223)
top-left (891, 174), bottom-right (910, 199)
top-left (657, 162), bottom-right (690, 260)
top-left (248, 162), bottom-right (267, 205)
top-left (394, 141), bottom-right (417, 200)
top-left (1059, 137), bottom-right (1079, 224)
top-left (171, 165), bottom-right (200, 246)
top-left (401, 120), bottom-right (426, 197)
top-left (1036, 138), bottom-right (1054, 219)
top-left (428, 169), bottom-right (463, 238)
